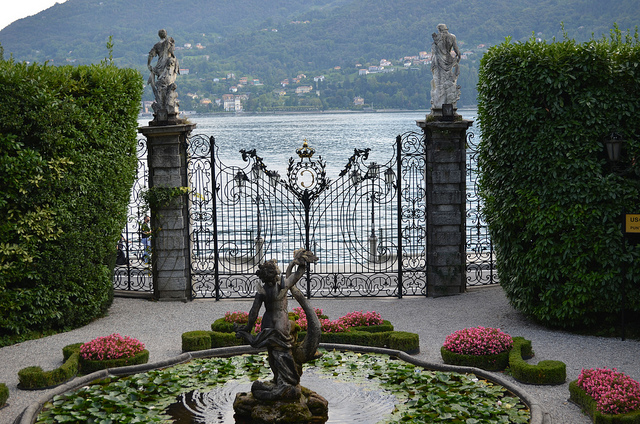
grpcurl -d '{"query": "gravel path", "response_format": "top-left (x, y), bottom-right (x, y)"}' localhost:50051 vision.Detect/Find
top-left (1, 286), bottom-right (638, 423)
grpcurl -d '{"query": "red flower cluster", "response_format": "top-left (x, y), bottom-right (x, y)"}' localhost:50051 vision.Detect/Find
top-left (338, 310), bottom-right (383, 327)
top-left (224, 311), bottom-right (261, 332)
top-left (80, 333), bottom-right (145, 361)
top-left (443, 326), bottom-right (513, 356)
top-left (224, 311), bottom-right (249, 323)
top-left (294, 309), bottom-right (381, 333)
top-left (578, 368), bottom-right (640, 415)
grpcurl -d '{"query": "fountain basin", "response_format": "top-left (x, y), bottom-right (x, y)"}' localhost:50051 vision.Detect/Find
top-left (20, 345), bottom-right (546, 424)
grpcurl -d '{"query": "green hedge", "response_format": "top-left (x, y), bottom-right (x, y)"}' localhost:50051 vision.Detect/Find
top-left (18, 350), bottom-right (79, 389)
top-left (440, 346), bottom-right (511, 371)
top-left (0, 383), bottom-right (8, 407)
top-left (79, 349), bottom-right (149, 374)
top-left (569, 380), bottom-right (640, 423)
top-left (477, 27), bottom-right (640, 329)
top-left (185, 319), bottom-right (419, 353)
top-left (0, 59), bottom-right (143, 341)
top-left (509, 337), bottom-right (566, 385)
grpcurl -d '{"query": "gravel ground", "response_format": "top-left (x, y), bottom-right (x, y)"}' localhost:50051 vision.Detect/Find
top-left (1, 285), bottom-right (638, 424)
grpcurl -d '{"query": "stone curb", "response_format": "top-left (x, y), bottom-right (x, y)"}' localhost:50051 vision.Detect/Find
top-left (15, 344), bottom-right (551, 424)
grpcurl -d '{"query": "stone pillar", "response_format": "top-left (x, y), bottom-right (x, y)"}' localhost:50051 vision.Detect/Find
top-left (416, 117), bottom-right (472, 296)
top-left (138, 123), bottom-right (196, 301)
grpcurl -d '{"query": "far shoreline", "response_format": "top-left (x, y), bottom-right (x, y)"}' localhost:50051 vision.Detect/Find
top-left (139, 106), bottom-right (478, 120)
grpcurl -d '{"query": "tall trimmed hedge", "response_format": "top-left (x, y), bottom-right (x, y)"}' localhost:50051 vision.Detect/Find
top-left (477, 28), bottom-right (640, 329)
top-left (0, 60), bottom-right (142, 340)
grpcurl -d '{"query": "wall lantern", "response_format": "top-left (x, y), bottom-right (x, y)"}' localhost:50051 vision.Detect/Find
top-left (605, 132), bottom-right (624, 163)
top-left (384, 168), bottom-right (395, 186)
top-left (234, 170), bottom-right (248, 189)
top-left (266, 170), bottom-right (280, 188)
top-left (367, 162), bottom-right (380, 179)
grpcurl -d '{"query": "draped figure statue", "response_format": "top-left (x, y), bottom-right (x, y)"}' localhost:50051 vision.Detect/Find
top-left (430, 24), bottom-right (461, 111)
top-left (147, 29), bottom-right (180, 122)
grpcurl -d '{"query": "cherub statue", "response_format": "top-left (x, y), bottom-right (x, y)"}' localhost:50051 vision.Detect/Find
top-left (235, 249), bottom-right (320, 400)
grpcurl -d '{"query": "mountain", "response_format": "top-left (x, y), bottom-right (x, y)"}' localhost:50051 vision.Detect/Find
top-left (1, 0), bottom-right (638, 110)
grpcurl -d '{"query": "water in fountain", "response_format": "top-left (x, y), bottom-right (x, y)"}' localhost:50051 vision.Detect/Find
top-left (166, 367), bottom-right (397, 423)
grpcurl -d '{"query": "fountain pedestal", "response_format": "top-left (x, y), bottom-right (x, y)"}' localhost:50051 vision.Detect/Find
top-left (233, 386), bottom-right (328, 424)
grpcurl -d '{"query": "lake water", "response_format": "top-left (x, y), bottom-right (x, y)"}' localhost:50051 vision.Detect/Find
top-left (140, 108), bottom-right (479, 178)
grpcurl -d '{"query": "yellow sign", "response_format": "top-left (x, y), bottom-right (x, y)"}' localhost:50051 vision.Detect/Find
top-left (626, 214), bottom-right (640, 234)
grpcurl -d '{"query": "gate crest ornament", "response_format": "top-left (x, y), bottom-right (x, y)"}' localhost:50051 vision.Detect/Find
top-left (286, 140), bottom-right (329, 204)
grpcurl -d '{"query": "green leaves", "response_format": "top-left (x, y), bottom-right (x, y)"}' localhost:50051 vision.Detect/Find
top-left (478, 28), bottom-right (640, 330)
top-left (0, 60), bottom-right (143, 339)
top-left (37, 351), bottom-right (530, 424)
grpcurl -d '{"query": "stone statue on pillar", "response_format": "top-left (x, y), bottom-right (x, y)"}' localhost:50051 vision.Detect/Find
top-left (147, 29), bottom-right (183, 125)
top-left (430, 24), bottom-right (461, 116)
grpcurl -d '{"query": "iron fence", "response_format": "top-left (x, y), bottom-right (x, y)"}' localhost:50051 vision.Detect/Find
top-left (112, 138), bottom-right (153, 294)
top-left (114, 127), bottom-right (497, 297)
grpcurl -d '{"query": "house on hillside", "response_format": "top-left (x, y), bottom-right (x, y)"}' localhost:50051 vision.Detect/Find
top-left (295, 86), bottom-right (313, 94)
top-left (353, 97), bottom-right (364, 106)
top-left (222, 94), bottom-right (242, 112)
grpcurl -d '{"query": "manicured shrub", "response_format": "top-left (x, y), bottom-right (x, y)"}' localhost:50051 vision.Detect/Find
top-left (210, 331), bottom-right (246, 348)
top-left (79, 350), bottom-right (149, 374)
top-left (440, 346), bottom-right (510, 371)
top-left (388, 331), bottom-right (419, 354)
top-left (0, 382), bottom-right (9, 407)
top-left (569, 380), bottom-right (640, 424)
top-left (508, 337), bottom-right (566, 385)
top-left (0, 59), bottom-right (143, 340)
top-left (191, 313), bottom-right (418, 353)
top-left (17, 351), bottom-right (79, 389)
top-left (62, 343), bottom-right (83, 361)
top-left (477, 28), bottom-right (640, 330)
top-left (182, 330), bottom-right (213, 352)
top-left (78, 334), bottom-right (148, 373)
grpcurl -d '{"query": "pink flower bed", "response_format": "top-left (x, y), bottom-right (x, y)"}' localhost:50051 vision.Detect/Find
top-left (338, 310), bottom-right (383, 327)
top-left (80, 333), bottom-right (145, 361)
top-left (224, 308), bottom-right (384, 334)
top-left (443, 326), bottom-right (513, 356)
top-left (293, 308), bottom-right (381, 333)
top-left (577, 368), bottom-right (640, 415)
top-left (224, 311), bottom-right (249, 323)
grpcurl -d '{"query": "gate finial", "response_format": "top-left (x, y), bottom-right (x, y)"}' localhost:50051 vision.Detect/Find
top-left (296, 139), bottom-right (315, 158)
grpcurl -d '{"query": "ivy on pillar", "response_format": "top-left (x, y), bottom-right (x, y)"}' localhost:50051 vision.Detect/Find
top-left (138, 123), bottom-right (196, 301)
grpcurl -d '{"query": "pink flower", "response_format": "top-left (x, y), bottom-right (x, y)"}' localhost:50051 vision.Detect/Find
top-left (224, 311), bottom-right (249, 324)
top-left (443, 326), bottom-right (513, 356)
top-left (577, 368), bottom-right (640, 414)
top-left (337, 311), bottom-right (383, 327)
top-left (80, 334), bottom-right (145, 361)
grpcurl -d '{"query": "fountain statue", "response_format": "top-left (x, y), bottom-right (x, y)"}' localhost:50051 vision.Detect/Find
top-left (430, 23), bottom-right (461, 117)
top-left (233, 249), bottom-right (328, 423)
top-left (147, 29), bottom-right (183, 125)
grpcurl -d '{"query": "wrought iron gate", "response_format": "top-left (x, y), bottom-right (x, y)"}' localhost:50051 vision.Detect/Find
top-left (113, 127), bottom-right (497, 297)
top-left (188, 131), bottom-right (434, 299)
top-left (112, 138), bottom-right (153, 294)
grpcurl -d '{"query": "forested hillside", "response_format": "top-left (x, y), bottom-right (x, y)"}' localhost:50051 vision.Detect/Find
top-left (1, 0), bottom-right (637, 111)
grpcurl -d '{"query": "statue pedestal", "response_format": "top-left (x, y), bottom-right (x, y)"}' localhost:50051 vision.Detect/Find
top-left (138, 122), bottom-right (196, 301)
top-left (233, 387), bottom-right (328, 424)
top-left (416, 117), bottom-right (472, 296)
